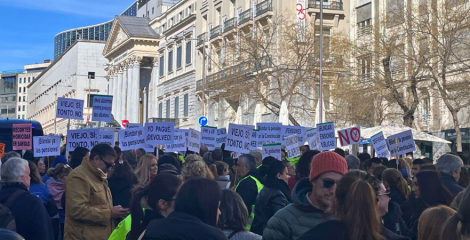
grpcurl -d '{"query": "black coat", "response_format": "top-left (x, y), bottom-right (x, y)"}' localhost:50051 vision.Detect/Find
top-left (235, 170), bottom-right (263, 215)
top-left (0, 183), bottom-right (54, 240)
top-left (297, 220), bottom-right (410, 240)
top-left (251, 178), bottom-right (290, 235)
top-left (108, 176), bottom-right (135, 208)
top-left (142, 211), bottom-right (228, 240)
top-left (440, 172), bottom-right (463, 196)
top-left (383, 201), bottom-right (411, 238)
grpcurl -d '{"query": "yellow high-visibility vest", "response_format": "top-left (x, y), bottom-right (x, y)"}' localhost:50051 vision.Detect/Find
top-left (235, 175), bottom-right (263, 231)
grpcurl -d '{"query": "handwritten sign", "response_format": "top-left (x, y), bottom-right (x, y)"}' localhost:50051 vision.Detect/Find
top-left (262, 143), bottom-right (282, 161)
top-left (92, 95), bottom-right (113, 122)
top-left (216, 128), bottom-right (227, 148)
top-left (250, 129), bottom-right (259, 150)
top-left (225, 123), bottom-right (252, 154)
top-left (317, 122), bottom-right (336, 151)
top-left (285, 134), bottom-right (301, 158)
top-left (188, 129), bottom-right (201, 153)
top-left (126, 123), bottom-right (142, 129)
top-left (57, 98), bottom-right (84, 120)
top-left (98, 130), bottom-right (115, 146)
top-left (338, 126), bottom-right (361, 146)
top-left (166, 132), bottom-right (187, 152)
top-left (145, 122), bottom-right (174, 145)
top-left (281, 126), bottom-right (306, 145)
top-left (119, 127), bottom-right (146, 151)
top-left (12, 123), bottom-right (32, 150)
top-left (0, 143), bottom-right (5, 159)
top-left (371, 131), bottom-right (390, 158)
top-left (67, 128), bottom-right (99, 151)
top-left (201, 126), bottom-right (217, 150)
top-left (33, 136), bottom-right (60, 157)
top-left (257, 123), bottom-right (282, 143)
top-left (387, 130), bottom-right (416, 156)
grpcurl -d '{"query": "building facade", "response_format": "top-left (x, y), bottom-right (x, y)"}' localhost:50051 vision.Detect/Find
top-left (0, 70), bottom-right (22, 118)
top-left (17, 61), bottom-right (51, 120)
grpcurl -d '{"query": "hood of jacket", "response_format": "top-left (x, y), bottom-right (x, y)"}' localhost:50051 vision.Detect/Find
top-left (216, 176), bottom-right (230, 182)
top-left (291, 178), bottom-right (323, 212)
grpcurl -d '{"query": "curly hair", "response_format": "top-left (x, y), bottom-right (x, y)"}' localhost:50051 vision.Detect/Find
top-left (182, 154), bottom-right (214, 181)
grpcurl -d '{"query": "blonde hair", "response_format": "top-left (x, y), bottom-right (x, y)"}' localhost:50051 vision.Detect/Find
top-left (182, 154), bottom-right (214, 181)
top-left (418, 205), bottom-right (456, 240)
top-left (134, 154), bottom-right (157, 186)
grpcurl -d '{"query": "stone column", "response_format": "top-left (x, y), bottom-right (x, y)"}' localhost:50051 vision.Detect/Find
top-left (143, 88), bottom-right (147, 125)
top-left (150, 57), bottom-right (159, 118)
top-left (132, 58), bottom-right (141, 123)
top-left (116, 69), bottom-right (124, 123)
top-left (127, 60), bottom-right (134, 123)
top-left (121, 63), bottom-right (128, 121)
top-left (111, 74), bottom-right (118, 121)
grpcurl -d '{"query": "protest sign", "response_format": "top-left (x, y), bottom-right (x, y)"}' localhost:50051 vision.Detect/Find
top-left (92, 95), bottom-right (113, 122)
top-left (201, 126), bottom-right (217, 150)
top-left (371, 131), bottom-right (390, 158)
top-left (176, 129), bottom-right (189, 147)
top-left (33, 135), bottom-right (60, 157)
top-left (216, 128), bottom-right (227, 148)
top-left (305, 128), bottom-right (316, 140)
top-left (307, 128), bottom-right (320, 150)
top-left (0, 143), bottom-right (4, 159)
top-left (12, 123), bottom-right (32, 150)
top-left (387, 130), bottom-right (416, 156)
top-left (188, 129), bottom-right (201, 153)
top-left (281, 126), bottom-right (306, 145)
top-left (317, 122), bottom-right (336, 151)
top-left (98, 130), bottom-right (115, 146)
top-left (262, 143), bottom-right (282, 160)
top-left (56, 98), bottom-right (84, 120)
top-left (126, 123), bottom-right (142, 129)
top-left (143, 144), bottom-right (155, 153)
top-left (338, 126), bottom-right (361, 147)
top-left (67, 128), bottom-right (99, 151)
top-left (257, 123), bottom-right (281, 143)
top-left (145, 122), bottom-right (174, 145)
top-left (250, 130), bottom-right (259, 150)
top-left (225, 123), bottom-right (252, 154)
top-left (285, 134), bottom-right (301, 158)
top-left (166, 132), bottom-right (187, 152)
top-left (118, 127), bottom-right (146, 151)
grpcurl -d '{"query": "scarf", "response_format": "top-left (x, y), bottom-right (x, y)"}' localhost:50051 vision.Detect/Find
top-left (264, 177), bottom-right (292, 202)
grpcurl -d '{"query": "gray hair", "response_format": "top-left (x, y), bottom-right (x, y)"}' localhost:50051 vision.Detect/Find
top-left (1, 151), bottom-right (20, 164)
top-left (436, 154), bottom-right (464, 174)
top-left (239, 154), bottom-right (257, 171)
top-left (249, 149), bottom-right (262, 161)
top-left (345, 155), bottom-right (360, 170)
top-left (1, 157), bottom-right (28, 184)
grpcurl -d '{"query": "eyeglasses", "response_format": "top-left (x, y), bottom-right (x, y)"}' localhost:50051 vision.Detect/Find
top-left (322, 178), bottom-right (337, 189)
top-left (99, 156), bottom-right (115, 169)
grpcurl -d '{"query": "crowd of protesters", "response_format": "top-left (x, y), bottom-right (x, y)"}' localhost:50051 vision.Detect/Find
top-left (1, 141), bottom-right (470, 240)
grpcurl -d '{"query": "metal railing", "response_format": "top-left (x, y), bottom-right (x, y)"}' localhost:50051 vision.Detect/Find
top-left (256, 0), bottom-right (273, 16)
top-left (197, 32), bottom-right (207, 46)
top-left (210, 25), bottom-right (222, 40)
top-left (308, 0), bottom-right (343, 10)
top-left (239, 9), bottom-right (253, 25)
top-left (224, 17), bottom-right (236, 32)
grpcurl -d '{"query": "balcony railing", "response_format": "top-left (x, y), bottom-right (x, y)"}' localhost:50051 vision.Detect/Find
top-left (197, 32), bottom-right (207, 46)
top-left (256, 0), bottom-right (273, 16)
top-left (210, 25), bottom-right (222, 40)
top-left (224, 17), bottom-right (236, 32)
top-left (308, 0), bottom-right (343, 10)
top-left (239, 9), bottom-right (253, 25)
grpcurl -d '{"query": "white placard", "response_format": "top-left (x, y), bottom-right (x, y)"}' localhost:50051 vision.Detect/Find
top-left (145, 122), bottom-right (174, 145)
top-left (305, 128), bottom-right (316, 141)
top-left (317, 122), bottom-right (336, 151)
top-left (281, 126), bottom-right (306, 145)
top-left (285, 134), bottom-right (301, 158)
top-left (188, 129), bottom-right (201, 153)
top-left (307, 128), bottom-right (320, 150)
top-left (176, 129), bottom-right (189, 148)
top-left (166, 132), bottom-right (187, 152)
top-left (33, 136), bottom-right (60, 157)
top-left (257, 122), bottom-right (282, 143)
top-left (262, 143), bottom-right (282, 161)
top-left (387, 130), bottom-right (416, 156)
top-left (118, 127), bottom-right (146, 151)
top-left (338, 126), bottom-right (361, 147)
top-left (201, 126), bottom-right (217, 151)
top-left (99, 130), bottom-right (115, 146)
top-left (250, 130), bottom-right (259, 150)
top-left (92, 95), bottom-right (113, 122)
top-left (143, 144), bottom-right (155, 153)
top-left (216, 128), bottom-right (227, 148)
top-left (56, 98), bottom-right (84, 120)
top-left (126, 123), bottom-right (142, 129)
top-left (371, 131), bottom-right (390, 158)
top-left (67, 128), bottom-right (99, 151)
top-left (225, 123), bottom-right (253, 154)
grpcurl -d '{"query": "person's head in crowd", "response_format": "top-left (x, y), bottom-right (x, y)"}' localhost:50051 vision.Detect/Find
top-left (217, 189), bottom-right (249, 232)
top-left (345, 155), bottom-right (360, 170)
top-left (300, 145), bottom-right (310, 155)
top-left (182, 154), bottom-right (214, 181)
top-left (249, 149), bottom-right (263, 167)
top-left (69, 146), bottom-right (89, 169)
top-left (457, 152), bottom-right (469, 167)
top-left (334, 148), bottom-right (345, 158)
top-left (441, 187), bottom-right (470, 240)
top-left (52, 155), bottom-right (67, 168)
top-left (37, 159), bottom-right (46, 175)
top-left (357, 152), bottom-right (371, 163)
top-left (128, 173), bottom-right (182, 240)
top-left (459, 167), bottom-right (470, 188)
top-left (281, 149), bottom-right (287, 161)
top-left (382, 168), bottom-right (409, 200)
top-left (232, 158), bottom-right (239, 173)
top-left (135, 154), bottom-right (158, 186)
top-left (88, 143), bottom-right (117, 174)
top-left (1, 157), bottom-right (30, 189)
top-left (165, 152), bottom-right (178, 159)
top-left (437, 154), bottom-right (464, 182)
top-left (174, 177), bottom-right (222, 227)
top-left (28, 160), bottom-right (43, 184)
top-left (237, 154), bottom-right (257, 178)
top-left (45, 155), bottom-right (55, 169)
top-left (420, 164), bottom-right (437, 171)
top-left (158, 155), bottom-right (181, 174)
top-left (23, 150), bottom-right (35, 163)
top-left (309, 151), bottom-right (348, 211)
top-left (209, 161), bottom-right (229, 178)
top-left (114, 141), bottom-right (120, 148)
top-left (398, 158), bottom-right (411, 173)
top-left (296, 150), bottom-right (319, 180)
top-left (365, 158), bottom-right (383, 175)
top-left (258, 156), bottom-right (278, 180)
top-left (282, 160), bottom-right (296, 177)
top-left (122, 150), bottom-right (137, 169)
top-left (68, 151), bottom-right (72, 163)
top-left (212, 149), bottom-right (223, 162)
top-left (203, 152), bottom-right (213, 166)
top-left (417, 205), bottom-right (456, 240)
top-left (412, 158), bottom-right (429, 177)
top-left (200, 146), bottom-right (209, 157)
top-left (406, 152), bottom-right (413, 160)
top-left (266, 161), bottom-right (289, 184)
top-left (1, 151), bottom-right (20, 164)
top-left (49, 163), bottom-right (72, 183)
top-left (114, 146), bottom-right (122, 160)
top-left (135, 148), bottom-right (146, 164)
top-left (110, 157), bottom-right (139, 183)
top-left (373, 165), bottom-right (388, 181)
top-left (413, 170), bottom-right (453, 206)
top-left (158, 149), bottom-right (164, 158)
top-left (380, 157), bottom-right (389, 168)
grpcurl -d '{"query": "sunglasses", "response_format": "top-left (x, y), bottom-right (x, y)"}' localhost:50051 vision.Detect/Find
top-left (99, 156), bottom-right (115, 169)
top-left (322, 178), bottom-right (337, 189)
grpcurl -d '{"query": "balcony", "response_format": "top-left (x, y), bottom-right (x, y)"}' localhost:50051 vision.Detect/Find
top-left (210, 25), bottom-right (222, 40)
top-left (308, 0), bottom-right (343, 10)
top-left (239, 9), bottom-right (253, 25)
top-left (224, 17), bottom-right (236, 33)
top-left (197, 32), bottom-right (207, 46)
top-left (256, 0), bottom-right (273, 16)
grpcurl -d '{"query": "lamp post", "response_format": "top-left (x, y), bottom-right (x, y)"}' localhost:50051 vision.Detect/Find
top-left (42, 83), bottom-right (73, 134)
top-left (319, 0), bottom-right (324, 122)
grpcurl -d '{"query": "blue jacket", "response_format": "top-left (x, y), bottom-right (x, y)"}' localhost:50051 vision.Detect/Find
top-left (28, 183), bottom-right (51, 205)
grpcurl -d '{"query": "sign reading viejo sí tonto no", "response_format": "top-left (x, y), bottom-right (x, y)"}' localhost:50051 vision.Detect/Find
top-left (56, 98), bottom-right (84, 120)
top-left (225, 123), bottom-right (253, 154)
top-left (67, 129), bottom-right (99, 151)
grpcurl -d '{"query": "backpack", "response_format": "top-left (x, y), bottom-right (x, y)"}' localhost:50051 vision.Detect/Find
top-left (0, 190), bottom-right (26, 232)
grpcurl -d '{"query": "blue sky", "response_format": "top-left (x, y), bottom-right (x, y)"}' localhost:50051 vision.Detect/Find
top-left (0, 0), bottom-right (134, 71)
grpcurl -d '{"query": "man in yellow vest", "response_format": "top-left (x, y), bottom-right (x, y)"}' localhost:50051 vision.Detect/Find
top-left (249, 149), bottom-right (263, 169)
top-left (235, 154), bottom-right (263, 231)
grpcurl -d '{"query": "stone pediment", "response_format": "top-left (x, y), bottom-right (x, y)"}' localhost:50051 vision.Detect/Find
top-left (103, 18), bottom-right (130, 58)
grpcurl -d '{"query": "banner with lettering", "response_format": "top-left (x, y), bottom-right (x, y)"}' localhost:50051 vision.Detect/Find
top-left (57, 98), bottom-right (84, 120)
top-left (145, 122), bottom-right (174, 145)
top-left (188, 129), bottom-right (201, 153)
top-left (201, 126), bottom-right (217, 151)
top-left (67, 128), bottom-right (99, 151)
top-left (12, 123), bottom-right (32, 150)
top-left (98, 130), bottom-right (115, 146)
top-left (317, 122), bottom-right (336, 151)
top-left (33, 135), bottom-right (60, 157)
top-left (92, 95), bottom-right (113, 122)
top-left (118, 127), bottom-right (146, 151)
top-left (225, 123), bottom-right (252, 154)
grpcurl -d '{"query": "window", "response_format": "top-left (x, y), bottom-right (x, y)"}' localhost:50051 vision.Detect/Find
top-left (176, 46), bottom-right (182, 69)
top-left (159, 102), bottom-right (163, 118)
top-left (184, 94), bottom-right (189, 116)
top-left (22, 115), bottom-right (24, 119)
top-left (32, 77), bottom-right (34, 81)
top-left (186, 41), bottom-right (192, 64)
top-left (19, 78), bottom-right (22, 84)
top-left (175, 97), bottom-right (179, 118)
top-left (18, 106), bottom-right (21, 111)
top-left (159, 56), bottom-right (164, 76)
top-left (2, 77), bottom-right (15, 93)
top-left (152, 7), bottom-right (154, 14)
top-left (166, 100), bottom-right (170, 118)
top-left (23, 96), bottom-right (25, 101)
top-left (386, 0), bottom-right (405, 27)
top-left (19, 87), bottom-right (21, 93)
top-left (314, 28), bottom-right (330, 59)
top-left (18, 115), bottom-right (20, 119)
top-left (22, 105), bottom-right (25, 111)
top-left (147, 11), bottom-right (149, 17)
top-left (23, 87), bottom-right (25, 92)
top-left (357, 55), bottom-right (372, 82)
top-left (28, 77), bottom-right (30, 83)
top-left (168, 51), bottom-right (173, 72)
top-left (18, 97), bottom-right (21, 102)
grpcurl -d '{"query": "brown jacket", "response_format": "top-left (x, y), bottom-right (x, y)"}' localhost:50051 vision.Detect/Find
top-left (64, 157), bottom-right (114, 240)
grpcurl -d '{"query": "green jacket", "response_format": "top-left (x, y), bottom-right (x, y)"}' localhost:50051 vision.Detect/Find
top-left (108, 215), bottom-right (131, 240)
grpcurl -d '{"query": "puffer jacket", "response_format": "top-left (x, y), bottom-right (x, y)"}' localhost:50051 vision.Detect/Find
top-left (64, 157), bottom-right (114, 240)
top-left (216, 176), bottom-right (231, 189)
top-left (262, 178), bottom-right (327, 240)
